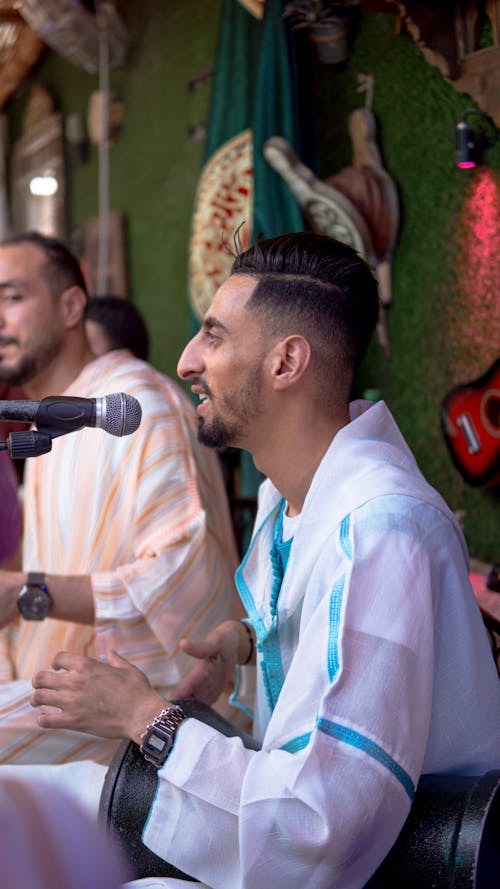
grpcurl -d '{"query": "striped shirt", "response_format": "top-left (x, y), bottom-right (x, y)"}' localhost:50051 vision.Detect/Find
top-left (0, 350), bottom-right (238, 764)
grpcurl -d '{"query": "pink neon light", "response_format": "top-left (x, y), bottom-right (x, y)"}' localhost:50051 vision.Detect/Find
top-left (449, 169), bottom-right (500, 383)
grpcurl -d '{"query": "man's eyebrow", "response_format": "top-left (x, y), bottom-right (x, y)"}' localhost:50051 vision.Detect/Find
top-left (202, 315), bottom-right (229, 334)
top-left (0, 278), bottom-right (26, 291)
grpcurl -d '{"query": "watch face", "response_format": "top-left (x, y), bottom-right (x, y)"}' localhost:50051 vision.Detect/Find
top-left (142, 726), bottom-right (173, 766)
top-left (18, 584), bottom-right (52, 620)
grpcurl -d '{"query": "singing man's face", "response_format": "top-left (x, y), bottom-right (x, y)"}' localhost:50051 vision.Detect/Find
top-left (177, 275), bottom-right (271, 451)
top-left (0, 243), bottom-right (65, 387)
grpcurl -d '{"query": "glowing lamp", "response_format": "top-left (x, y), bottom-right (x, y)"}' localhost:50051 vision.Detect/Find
top-left (29, 174), bottom-right (59, 196)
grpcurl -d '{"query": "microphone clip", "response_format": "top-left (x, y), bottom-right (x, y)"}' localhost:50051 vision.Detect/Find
top-left (3, 430), bottom-right (54, 459)
top-left (2, 425), bottom-right (72, 459)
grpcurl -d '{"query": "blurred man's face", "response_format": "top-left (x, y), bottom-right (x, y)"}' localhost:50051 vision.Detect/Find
top-left (0, 244), bottom-right (64, 387)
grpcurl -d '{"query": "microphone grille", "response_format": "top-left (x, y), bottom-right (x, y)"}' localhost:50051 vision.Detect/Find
top-left (102, 393), bottom-right (142, 436)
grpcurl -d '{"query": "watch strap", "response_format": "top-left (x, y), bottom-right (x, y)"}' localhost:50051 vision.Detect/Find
top-left (26, 572), bottom-right (46, 586)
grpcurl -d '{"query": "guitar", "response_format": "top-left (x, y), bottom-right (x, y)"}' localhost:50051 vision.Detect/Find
top-left (441, 358), bottom-right (500, 487)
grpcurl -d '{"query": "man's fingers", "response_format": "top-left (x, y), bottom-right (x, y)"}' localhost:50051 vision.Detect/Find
top-left (52, 650), bottom-right (87, 672)
top-left (35, 705), bottom-right (68, 729)
top-left (174, 655), bottom-right (222, 698)
top-left (31, 687), bottom-right (66, 709)
top-left (32, 668), bottom-right (68, 690)
top-left (179, 638), bottom-right (219, 660)
top-left (175, 673), bottom-right (203, 698)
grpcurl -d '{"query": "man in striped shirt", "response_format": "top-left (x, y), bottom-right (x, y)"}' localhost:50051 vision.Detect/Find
top-left (0, 231), bottom-right (239, 766)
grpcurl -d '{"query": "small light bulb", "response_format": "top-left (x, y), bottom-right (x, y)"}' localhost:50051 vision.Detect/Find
top-left (29, 175), bottom-right (59, 196)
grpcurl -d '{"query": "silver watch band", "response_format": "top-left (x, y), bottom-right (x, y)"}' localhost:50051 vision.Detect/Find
top-left (139, 705), bottom-right (187, 767)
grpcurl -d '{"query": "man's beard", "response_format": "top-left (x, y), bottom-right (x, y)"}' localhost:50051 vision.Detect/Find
top-left (0, 335), bottom-right (63, 387)
top-left (197, 413), bottom-right (239, 449)
top-left (197, 364), bottom-right (264, 450)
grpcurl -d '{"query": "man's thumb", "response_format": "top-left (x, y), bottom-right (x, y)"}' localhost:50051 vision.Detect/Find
top-left (179, 638), bottom-right (216, 660)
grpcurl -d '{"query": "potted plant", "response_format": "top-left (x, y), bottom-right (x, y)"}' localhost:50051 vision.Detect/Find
top-left (283, 0), bottom-right (360, 64)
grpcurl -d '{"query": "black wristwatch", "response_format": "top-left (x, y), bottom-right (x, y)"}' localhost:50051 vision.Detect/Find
top-left (140, 705), bottom-right (188, 768)
top-left (17, 572), bottom-right (53, 620)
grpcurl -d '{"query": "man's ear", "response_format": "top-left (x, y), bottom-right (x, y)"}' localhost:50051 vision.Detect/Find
top-left (269, 335), bottom-right (311, 390)
top-left (60, 286), bottom-right (87, 329)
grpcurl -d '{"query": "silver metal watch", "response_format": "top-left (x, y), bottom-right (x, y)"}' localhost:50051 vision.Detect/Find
top-left (139, 705), bottom-right (188, 768)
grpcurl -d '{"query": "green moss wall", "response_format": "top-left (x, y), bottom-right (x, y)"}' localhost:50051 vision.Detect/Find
top-left (314, 10), bottom-right (500, 563)
top-left (6, 4), bottom-right (499, 561)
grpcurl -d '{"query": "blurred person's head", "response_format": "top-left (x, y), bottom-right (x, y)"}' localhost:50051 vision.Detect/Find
top-left (86, 296), bottom-right (150, 361)
top-left (0, 776), bottom-right (130, 889)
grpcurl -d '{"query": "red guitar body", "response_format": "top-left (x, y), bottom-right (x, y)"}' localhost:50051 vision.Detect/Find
top-left (441, 358), bottom-right (500, 488)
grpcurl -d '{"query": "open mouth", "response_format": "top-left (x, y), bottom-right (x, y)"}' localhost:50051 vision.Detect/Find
top-left (191, 381), bottom-right (211, 406)
top-left (197, 392), bottom-right (210, 414)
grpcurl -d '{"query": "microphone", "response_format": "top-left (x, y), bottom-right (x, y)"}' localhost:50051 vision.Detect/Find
top-left (0, 393), bottom-right (142, 437)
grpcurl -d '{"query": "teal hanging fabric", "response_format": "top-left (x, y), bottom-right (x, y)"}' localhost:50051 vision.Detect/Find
top-left (187, 0), bottom-right (313, 554)
top-left (252, 0), bottom-right (304, 237)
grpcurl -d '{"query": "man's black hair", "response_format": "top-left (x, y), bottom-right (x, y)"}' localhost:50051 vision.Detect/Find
top-left (231, 232), bottom-right (380, 403)
top-left (1, 231), bottom-right (88, 300)
top-left (85, 296), bottom-right (150, 361)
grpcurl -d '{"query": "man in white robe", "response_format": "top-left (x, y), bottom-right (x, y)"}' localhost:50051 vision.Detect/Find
top-left (29, 233), bottom-right (500, 889)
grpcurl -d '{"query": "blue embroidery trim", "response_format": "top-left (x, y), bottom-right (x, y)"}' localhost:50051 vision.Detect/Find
top-left (339, 514), bottom-right (352, 560)
top-left (327, 574), bottom-right (345, 683)
top-left (235, 500), bottom-right (281, 639)
top-left (317, 718), bottom-right (415, 802)
top-left (277, 537), bottom-right (293, 573)
top-left (229, 665), bottom-right (254, 720)
top-left (236, 498), bottom-right (289, 718)
top-left (260, 627), bottom-right (285, 713)
top-left (279, 732), bottom-right (312, 753)
top-left (326, 515), bottom-right (351, 683)
top-left (260, 498), bottom-right (288, 714)
top-left (269, 499), bottom-right (287, 617)
top-left (260, 660), bottom-right (274, 714)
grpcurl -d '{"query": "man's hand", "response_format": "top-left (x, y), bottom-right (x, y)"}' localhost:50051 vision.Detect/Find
top-left (175, 619), bottom-right (254, 704)
top-left (31, 650), bottom-right (168, 745)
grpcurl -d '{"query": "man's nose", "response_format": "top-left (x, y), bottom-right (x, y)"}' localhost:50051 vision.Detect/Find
top-left (177, 333), bottom-right (203, 380)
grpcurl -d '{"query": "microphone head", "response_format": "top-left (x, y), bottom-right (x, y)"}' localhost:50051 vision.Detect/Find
top-left (100, 393), bottom-right (142, 436)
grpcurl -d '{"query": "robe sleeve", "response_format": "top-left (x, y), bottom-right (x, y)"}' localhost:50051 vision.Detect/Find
top-left (87, 377), bottom-right (237, 685)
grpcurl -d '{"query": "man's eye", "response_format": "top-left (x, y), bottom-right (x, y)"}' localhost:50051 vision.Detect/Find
top-left (2, 293), bottom-right (23, 303)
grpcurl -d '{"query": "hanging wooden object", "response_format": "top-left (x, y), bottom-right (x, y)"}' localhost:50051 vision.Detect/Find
top-left (390, 0), bottom-right (500, 128)
top-left (11, 83), bottom-right (65, 238)
top-left (264, 75), bottom-right (400, 358)
top-left (0, 5), bottom-right (44, 108)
